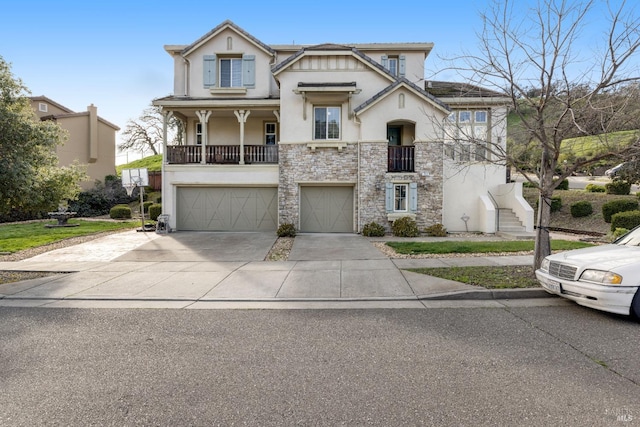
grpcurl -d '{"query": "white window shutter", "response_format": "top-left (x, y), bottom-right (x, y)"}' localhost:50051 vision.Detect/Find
top-left (381, 55), bottom-right (388, 71)
top-left (409, 182), bottom-right (418, 212)
top-left (385, 182), bottom-right (394, 212)
top-left (243, 54), bottom-right (255, 88)
top-left (203, 55), bottom-right (216, 87)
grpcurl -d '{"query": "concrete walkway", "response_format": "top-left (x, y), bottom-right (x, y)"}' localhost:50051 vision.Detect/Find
top-left (0, 231), bottom-right (553, 309)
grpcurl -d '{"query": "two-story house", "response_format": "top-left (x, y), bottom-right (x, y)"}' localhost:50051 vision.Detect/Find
top-left (30, 96), bottom-right (119, 189)
top-left (153, 20), bottom-right (533, 234)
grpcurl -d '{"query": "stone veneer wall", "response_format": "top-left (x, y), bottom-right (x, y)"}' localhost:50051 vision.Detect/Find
top-left (359, 141), bottom-right (444, 231)
top-left (278, 144), bottom-right (359, 228)
top-left (278, 141), bottom-right (444, 232)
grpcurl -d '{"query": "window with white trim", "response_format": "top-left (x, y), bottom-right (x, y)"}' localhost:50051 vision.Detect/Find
top-left (443, 110), bottom-right (490, 162)
top-left (313, 107), bottom-right (340, 140)
top-left (196, 123), bottom-right (202, 145)
top-left (220, 58), bottom-right (242, 87)
top-left (265, 122), bottom-right (277, 145)
top-left (394, 184), bottom-right (408, 212)
top-left (38, 102), bottom-right (48, 112)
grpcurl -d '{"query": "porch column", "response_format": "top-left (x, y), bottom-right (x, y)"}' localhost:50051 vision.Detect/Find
top-left (161, 109), bottom-right (173, 165)
top-left (234, 110), bottom-right (251, 165)
top-left (195, 110), bottom-right (212, 164)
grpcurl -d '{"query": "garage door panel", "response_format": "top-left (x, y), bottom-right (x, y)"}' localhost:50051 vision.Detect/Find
top-left (177, 187), bottom-right (277, 231)
top-left (300, 186), bottom-right (353, 233)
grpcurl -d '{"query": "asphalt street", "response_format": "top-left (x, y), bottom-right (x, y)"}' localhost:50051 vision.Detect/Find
top-left (1, 305), bottom-right (638, 426)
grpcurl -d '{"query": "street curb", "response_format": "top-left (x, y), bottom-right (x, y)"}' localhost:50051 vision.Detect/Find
top-left (419, 288), bottom-right (553, 301)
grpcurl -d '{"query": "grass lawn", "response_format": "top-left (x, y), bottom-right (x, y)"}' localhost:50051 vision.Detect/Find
top-left (0, 220), bottom-right (139, 253)
top-left (386, 239), bottom-right (593, 255)
top-left (408, 265), bottom-right (540, 289)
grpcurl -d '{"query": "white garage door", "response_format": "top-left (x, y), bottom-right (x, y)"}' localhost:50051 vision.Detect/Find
top-left (177, 187), bottom-right (277, 231)
top-left (300, 186), bottom-right (354, 233)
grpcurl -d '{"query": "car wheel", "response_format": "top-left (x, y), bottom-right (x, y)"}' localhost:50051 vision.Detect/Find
top-left (632, 289), bottom-right (640, 320)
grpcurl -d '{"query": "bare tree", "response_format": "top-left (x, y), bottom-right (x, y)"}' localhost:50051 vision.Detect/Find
top-left (444, 0), bottom-right (640, 268)
top-left (119, 106), bottom-right (181, 156)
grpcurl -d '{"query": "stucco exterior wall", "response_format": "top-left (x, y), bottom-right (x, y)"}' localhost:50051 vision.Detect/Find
top-left (185, 28), bottom-right (274, 99)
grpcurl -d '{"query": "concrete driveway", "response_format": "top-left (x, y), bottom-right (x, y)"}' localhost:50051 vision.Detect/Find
top-left (114, 232), bottom-right (278, 262)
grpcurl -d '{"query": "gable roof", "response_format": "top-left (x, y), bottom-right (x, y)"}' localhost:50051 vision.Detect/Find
top-left (354, 78), bottom-right (451, 115)
top-left (272, 44), bottom-right (398, 82)
top-left (30, 96), bottom-right (74, 114)
top-left (181, 20), bottom-right (275, 56)
top-left (29, 96), bottom-right (120, 130)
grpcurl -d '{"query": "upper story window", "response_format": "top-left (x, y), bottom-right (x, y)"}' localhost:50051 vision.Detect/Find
top-left (203, 54), bottom-right (255, 89)
top-left (381, 55), bottom-right (406, 78)
top-left (220, 58), bottom-right (242, 87)
top-left (38, 102), bottom-right (48, 112)
top-left (313, 107), bottom-right (340, 140)
top-left (444, 110), bottom-right (490, 162)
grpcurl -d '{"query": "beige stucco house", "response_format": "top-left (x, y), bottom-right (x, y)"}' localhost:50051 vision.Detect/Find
top-left (153, 20), bottom-right (533, 234)
top-left (30, 96), bottom-right (119, 189)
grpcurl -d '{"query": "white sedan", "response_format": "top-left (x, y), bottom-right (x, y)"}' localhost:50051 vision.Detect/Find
top-left (535, 229), bottom-right (640, 318)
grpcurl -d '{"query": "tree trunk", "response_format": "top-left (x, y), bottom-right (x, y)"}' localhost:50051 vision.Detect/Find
top-left (534, 192), bottom-right (552, 270)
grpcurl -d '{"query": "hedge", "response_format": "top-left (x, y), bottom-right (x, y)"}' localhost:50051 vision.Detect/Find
top-left (602, 199), bottom-right (638, 223)
top-left (611, 210), bottom-right (640, 232)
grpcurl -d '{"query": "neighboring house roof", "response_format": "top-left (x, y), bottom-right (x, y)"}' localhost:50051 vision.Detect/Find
top-left (181, 19), bottom-right (275, 57)
top-left (30, 96), bottom-right (74, 114)
top-left (354, 78), bottom-right (451, 115)
top-left (424, 81), bottom-right (507, 99)
top-left (29, 96), bottom-right (120, 130)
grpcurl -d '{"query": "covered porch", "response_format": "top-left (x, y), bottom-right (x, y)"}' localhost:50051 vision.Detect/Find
top-left (155, 98), bottom-right (281, 166)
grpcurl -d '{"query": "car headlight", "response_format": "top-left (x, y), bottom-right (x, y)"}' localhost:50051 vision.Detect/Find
top-left (540, 258), bottom-right (550, 272)
top-left (579, 269), bottom-right (623, 285)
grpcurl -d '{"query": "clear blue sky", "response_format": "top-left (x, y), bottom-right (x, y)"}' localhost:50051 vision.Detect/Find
top-left (1, 0), bottom-right (636, 164)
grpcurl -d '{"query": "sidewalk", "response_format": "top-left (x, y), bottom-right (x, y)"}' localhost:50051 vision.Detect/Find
top-left (0, 231), bottom-right (553, 309)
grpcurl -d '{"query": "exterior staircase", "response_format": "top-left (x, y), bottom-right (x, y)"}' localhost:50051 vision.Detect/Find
top-left (496, 208), bottom-right (534, 239)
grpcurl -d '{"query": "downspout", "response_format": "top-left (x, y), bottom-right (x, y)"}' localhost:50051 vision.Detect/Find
top-left (183, 57), bottom-right (190, 96)
top-left (354, 112), bottom-right (362, 233)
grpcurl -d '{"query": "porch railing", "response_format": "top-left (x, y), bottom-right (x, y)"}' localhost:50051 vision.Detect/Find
top-left (166, 145), bottom-right (278, 165)
top-left (388, 146), bottom-right (414, 172)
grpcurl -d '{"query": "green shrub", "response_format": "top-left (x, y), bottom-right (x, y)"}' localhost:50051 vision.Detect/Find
top-left (585, 184), bottom-right (606, 193)
top-left (392, 216), bottom-right (420, 237)
top-left (557, 179), bottom-right (569, 190)
top-left (143, 201), bottom-right (154, 213)
top-left (602, 199), bottom-right (638, 223)
top-left (277, 223), bottom-right (296, 237)
top-left (612, 227), bottom-right (630, 239)
top-left (109, 204), bottom-right (132, 219)
top-left (522, 181), bottom-right (537, 188)
top-left (535, 196), bottom-right (562, 212)
top-left (425, 223), bottom-right (447, 237)
top-left (148, 204), bottom-right (162, 221)
top-left (611, 210), bottom-right (640, 231)
top-left (605, 180), bottom-right (631, 195)
top-left (362, 221), bottom-right (386, 237)
top-left (570, 201), bottom-right (593, 218)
